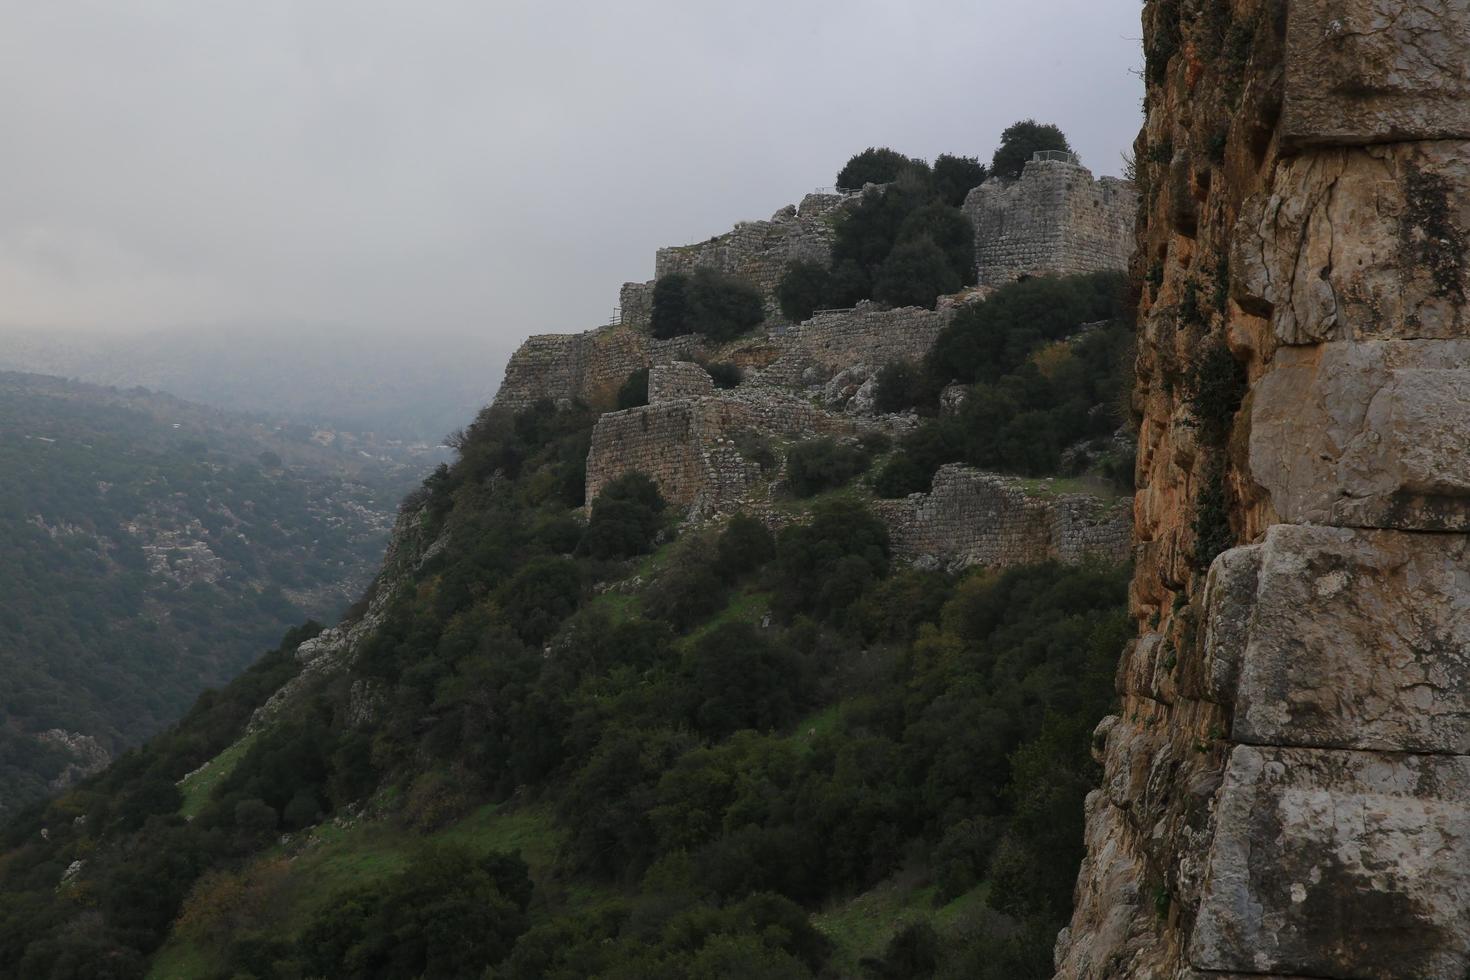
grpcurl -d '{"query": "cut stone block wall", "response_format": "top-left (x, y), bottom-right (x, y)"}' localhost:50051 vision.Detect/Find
top-left (493, 326), bottom-right (700, 413)
top-left (875, 465), bottom-right (1131, 571)
top-left (583, 390), bottom-right (866, 517)
top-left (648, 361), bottom-right (714, 404)
top-left (964, 159), bottom-right (1137, 287)
top-left (753, 302), bottom-right (950, 389)
top-left (619, 280), bottom-right (656, 331)
top-left (654, 193), bottom-right (857, 317)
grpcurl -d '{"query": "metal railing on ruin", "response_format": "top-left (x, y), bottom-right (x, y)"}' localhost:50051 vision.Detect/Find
top-left (1031, 149), bottom-right (1082, 165)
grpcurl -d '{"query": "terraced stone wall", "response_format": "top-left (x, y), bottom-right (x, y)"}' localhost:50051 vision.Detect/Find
top-left (654, 193), bottom-right (857, 317)
top-left (875, 465), bottom-right (1131, 571)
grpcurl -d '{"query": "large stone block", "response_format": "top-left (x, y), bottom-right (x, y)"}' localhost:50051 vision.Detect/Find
top-left (1191, 745), bottom-right (1470, 979)
top-left (1215, 525), bottom-right (1470, 753)
top-left (1249, 340), bottom-right (1470, 529)
top-left (1231, 143), bottom-right (1470, 344)
top-left (1284, 0), bottom-right (1470, 147)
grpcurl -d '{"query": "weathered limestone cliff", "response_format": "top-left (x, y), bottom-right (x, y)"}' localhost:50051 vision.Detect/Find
top-left (1059, 2), bottom-right (1470, 978)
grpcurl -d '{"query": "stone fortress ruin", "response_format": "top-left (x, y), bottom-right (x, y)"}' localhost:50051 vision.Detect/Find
top-left (491, 150), bottom-right (1138, 572)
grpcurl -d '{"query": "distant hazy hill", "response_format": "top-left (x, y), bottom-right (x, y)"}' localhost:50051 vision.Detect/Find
top-left (0, 372), bottom-right (427, 812)
top-left (0, 324), bottom-right (513, 442)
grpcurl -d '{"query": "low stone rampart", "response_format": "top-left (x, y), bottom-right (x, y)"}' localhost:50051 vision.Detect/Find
top-left (753, 302), bottom-right (950, 389)
top-left (875, 464), bottom-right (1132, 571)
top-left (654, 193), bottom-right (857, 316)
top-left (493, 326), bottom-right (701, 413)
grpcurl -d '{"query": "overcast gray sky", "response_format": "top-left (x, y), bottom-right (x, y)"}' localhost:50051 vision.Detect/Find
top-left (0, 1), bottom-right (1142, 342)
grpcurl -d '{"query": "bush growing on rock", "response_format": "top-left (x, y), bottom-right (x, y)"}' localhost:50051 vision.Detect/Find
top-left (776, 260), bottom-right (833, 322)
top-left (650, 273), bottom-right (694, 339)
top-left (703, 361), bottom-right (742, 389)
top-left (872, 360), bottom-right (929, 414)
top-left (616, 368), bottom-right (649, 409)
top-left (784, 437), bottom-right (872, 498)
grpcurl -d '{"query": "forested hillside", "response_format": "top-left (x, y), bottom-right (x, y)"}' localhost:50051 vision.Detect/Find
top-left (0, 373), bottom-right (428, 813)
top-left (0, 272), bottom-right (1135, 979)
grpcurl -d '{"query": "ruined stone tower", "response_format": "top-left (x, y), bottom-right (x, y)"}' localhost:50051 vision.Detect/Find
top-left (964, 152), bottom-right (1138, 287)
top-left (1058, 1), bottom-right (1470, 978)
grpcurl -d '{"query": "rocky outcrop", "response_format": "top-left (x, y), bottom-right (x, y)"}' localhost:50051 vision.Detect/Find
top-left (1060, 2), bottom-right (1470, 978)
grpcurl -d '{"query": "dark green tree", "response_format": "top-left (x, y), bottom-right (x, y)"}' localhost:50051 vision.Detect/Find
top-left (776, 261), bottom-right (833, 322)
top-left (835, 147), bottom-right (916, 191)
top-left (991, 120), bottom-right (1073, 179)
top-left (650, 274), bottom-right (694, 339)
top-left (616, 368), bottom-right (649, 410)
top-left (933, 153), bottom-right (988, 206)
top-left (872, 237), bottom-right (961, 309)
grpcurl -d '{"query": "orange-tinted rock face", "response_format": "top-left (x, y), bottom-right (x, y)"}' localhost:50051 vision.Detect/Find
top-left (1058, 2), bottom-right (1470, 977)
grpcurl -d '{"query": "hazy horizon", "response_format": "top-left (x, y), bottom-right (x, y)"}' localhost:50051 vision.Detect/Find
top-left (2, 1), bottom-right (1143, 342)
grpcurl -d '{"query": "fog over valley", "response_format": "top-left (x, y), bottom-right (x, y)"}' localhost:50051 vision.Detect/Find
top-left (2, 1), bottom-right (1141, 361)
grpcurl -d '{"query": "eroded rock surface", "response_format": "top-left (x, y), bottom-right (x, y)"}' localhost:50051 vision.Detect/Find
top-left (1060, 0), bottom-right (1470, 977)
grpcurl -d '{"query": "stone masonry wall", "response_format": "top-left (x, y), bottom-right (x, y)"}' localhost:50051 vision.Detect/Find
top-left (584, 389), bottom-right (868, 516)
top-left (654, 192), bottom-right (857, 317)
top-left (875, 465), bottom-right (1131, 571)
top-left (493, 326), bottom-right (701, 413)
top-left (753, 301), bottom-right (950, 388)
top-left (648, 361), bottom-right (715, 404)
top-left (1059, 2), bottom-right (1470, 978)
top-left (965, 158), bottom-right (1138, 287)
top-left (619, 280), bottom-right (656, 331)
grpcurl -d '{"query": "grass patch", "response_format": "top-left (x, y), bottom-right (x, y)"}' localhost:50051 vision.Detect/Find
top-left (813, 870), bottom-right (993, 976)
top-left (679, 589), bottom-right (773, 647)
top-left (1013, 475), bottom-right (1127, 499)
top-left (177, 734), bottom-right (255, 820)
top-left (145, 940), bottom-right (217, 980)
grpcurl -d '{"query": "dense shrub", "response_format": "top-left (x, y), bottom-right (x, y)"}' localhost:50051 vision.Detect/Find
top-left (579, 472), bottom-right (666, 560)
top-left (773, 498), bottom-right (890, 623)
top-left (934, 153), bottom-right (988, 206)
top-left (650, 273), bottom-right (694, 339)
top-left (616, 368), bottom-right (649, 409)
top-left (784, 438), bottom-right (871, 497)
top-left (685, 623), bottom-right (808, 739)
top-left (872, 360), bottom-right (929, 414)
top-left (715, 513), bottom-right (776, 578)
top-left (873, 236), bottom-right (962, 309)
top-left (299, 847), bottom-right (533, 979)
top-left (500, 557), bottom-right (582, 645)
top-left (991, 119), bottom-right (1073, 179)
top-left (776, 260), bottom-right (833, 322)
top-left (703, 361), bottom-right (742, 389)
top-left (927, 271), bottom-right (1125, 385)
top-left (651, 269), bottom-right (766, 342)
